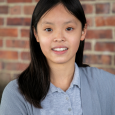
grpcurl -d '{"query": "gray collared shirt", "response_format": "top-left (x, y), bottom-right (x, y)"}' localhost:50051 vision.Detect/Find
top-left (1, 63), bottom-right (115, 115)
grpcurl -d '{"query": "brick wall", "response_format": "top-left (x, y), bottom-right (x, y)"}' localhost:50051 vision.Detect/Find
top-left (82, 0), bottom-right (115, 75)
top-left (0, 0), bottom-right (115, 102)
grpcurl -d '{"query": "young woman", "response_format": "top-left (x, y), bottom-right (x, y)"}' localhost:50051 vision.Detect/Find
top-left (0, 0), bottom-right (115, 115)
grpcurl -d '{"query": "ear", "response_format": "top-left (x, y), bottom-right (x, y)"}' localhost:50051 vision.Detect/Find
top-left (33, 28), bottom-right (39, 42)
top-left (80, 24), bottom-right (87, 41)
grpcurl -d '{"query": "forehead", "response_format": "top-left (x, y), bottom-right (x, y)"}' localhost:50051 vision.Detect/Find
top-left (39, 3), bottom-right (81, 25)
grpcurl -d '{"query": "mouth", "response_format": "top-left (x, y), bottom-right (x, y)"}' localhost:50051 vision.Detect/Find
top-left (51, 47), bottom-right (68, 55)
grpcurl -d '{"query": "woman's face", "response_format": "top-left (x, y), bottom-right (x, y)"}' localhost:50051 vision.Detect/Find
top-left (34, 3), bottom-right (87, 65)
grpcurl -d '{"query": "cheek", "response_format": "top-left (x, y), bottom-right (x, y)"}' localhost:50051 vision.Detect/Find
top-left (73, 41), bottom-right (80, 51)
top-left (39, 38), bottom-right (51, 53)
top-left (69, 36), bottom-right (81, 51)
top-left (69, 34), bottom-right (81, 44)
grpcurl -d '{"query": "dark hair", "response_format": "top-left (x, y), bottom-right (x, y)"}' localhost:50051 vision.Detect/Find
top-left (18, 0), bottom-right (89, 108)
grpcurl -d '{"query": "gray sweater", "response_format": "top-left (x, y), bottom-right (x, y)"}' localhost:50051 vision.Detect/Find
top-left (0, 66), bottom-right (115, 115)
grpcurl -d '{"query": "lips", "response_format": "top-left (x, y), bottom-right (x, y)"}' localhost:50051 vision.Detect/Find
top-left (51, 46), bottom-right (68, 55)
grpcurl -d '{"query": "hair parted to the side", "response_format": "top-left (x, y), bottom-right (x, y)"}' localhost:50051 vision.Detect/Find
top-left (18, 0), bottom-right (89, 108)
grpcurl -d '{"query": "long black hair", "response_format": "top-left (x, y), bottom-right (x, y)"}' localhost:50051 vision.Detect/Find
top-left (18, 0), bottom-right (89, 108)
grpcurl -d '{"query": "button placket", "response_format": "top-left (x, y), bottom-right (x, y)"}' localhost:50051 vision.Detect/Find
top-left (64, 94), bottom-right (72, 114)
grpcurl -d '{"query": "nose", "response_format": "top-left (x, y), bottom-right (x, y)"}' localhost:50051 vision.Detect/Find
top-left (53, 31), bottom-right (65, 42)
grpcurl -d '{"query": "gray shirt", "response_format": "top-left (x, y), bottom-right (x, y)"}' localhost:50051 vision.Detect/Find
top-left (0, 63), bottom-right (82, 115)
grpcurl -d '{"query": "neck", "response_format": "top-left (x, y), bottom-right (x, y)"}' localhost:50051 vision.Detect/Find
top-left (49, 61), bottom-right (75, 91)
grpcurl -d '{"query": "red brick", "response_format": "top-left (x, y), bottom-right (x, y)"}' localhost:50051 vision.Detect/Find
top-left (0, 6), bottom-right (8, 14)
top-left (7, 0), bottom-right (32, 3)
top-left (0, 28), bottom-right (18, 37)
top-left (0, 50), bottom-right (18, 60)
top-left (84, 42), bottom-right (91, 50)
top-left (23, 18), bottom-right (31, 26)
top-left (95, 42), bottom-right (115, 52)
top-left (0, 39), bottom-right (3, 47)
top-left (112, 3), bottom-right (115, 13)
top-left (86, 17), bottom-right (93, 27)
top-left (21, 51), bottom-right (30, 60)
top-left (21, 29), bottom-right (29, 37)
top-left (3, 62), bottom-right (29, 71)
top-left (98, 68), bottom-right (115, 75)
top-left (0, 18), bottom-right (4, 25)
top-left (95, 16), bottom-right (115, 26)
top-left (7, 18), bottom-right (31, 26)
top-left (6, 40), bottom-right (29, 48)
top-left (7, 18), bottom-right (22, 25)
top-left (9, 6), bottom-right (21, 15)
top-left (0, 0), bottom-right (4, 2)
top-left (96, 3), bottom-right (110, 14)
top-left (82, 4), bottom-right (93, 14)
top-left (83, 54), bottom-right (111, 65)
top-left (86, 30), bottom-right (112, 39)
top-left (24, 5), bottom-right (35, 15)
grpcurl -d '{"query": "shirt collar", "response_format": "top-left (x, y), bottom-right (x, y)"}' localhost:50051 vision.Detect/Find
top-left (70, 62), bottom-right (80, 88)
top-left (47, 62), bottom-right (80, 96)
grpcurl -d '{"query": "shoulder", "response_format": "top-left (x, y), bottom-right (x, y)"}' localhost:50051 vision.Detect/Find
top-left (0, 79), bottom-right (28, 115)
top-left (2, 79), bottom-right (22, 99)
top-left (1, 78), bottom-right (28, 104)
top-left (79, 66), bottom-right (115, 97)
top-left (79, 66), bottom-right (100, 75)
top-left (4, 78), bottom-right (19, 91)
top-left (79, 66), bottom-right (115, 87)
top-left (79, 66), bottom-right (115, 79)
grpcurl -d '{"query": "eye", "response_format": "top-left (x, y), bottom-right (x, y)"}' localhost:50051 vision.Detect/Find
top-left (44, 28), bottom-right (52, 32)
top-left (66, 27), bottom-right (74, 31)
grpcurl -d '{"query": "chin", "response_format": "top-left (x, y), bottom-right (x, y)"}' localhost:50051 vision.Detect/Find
top-left (52, 59), bottom-right (70, 64)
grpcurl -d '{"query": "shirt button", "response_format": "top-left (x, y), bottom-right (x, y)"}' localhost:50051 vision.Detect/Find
top-left (66, 97), bottom-right (68, 100)
top-left (68, 108), bottom-right (71, 111)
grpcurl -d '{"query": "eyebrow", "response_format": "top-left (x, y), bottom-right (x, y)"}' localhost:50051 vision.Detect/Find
top-left (42, 20), bottom-right (77, 25)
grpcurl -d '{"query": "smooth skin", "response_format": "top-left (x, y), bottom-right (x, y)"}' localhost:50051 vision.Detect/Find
top-left (34, 3), bottom-right (87, 91)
